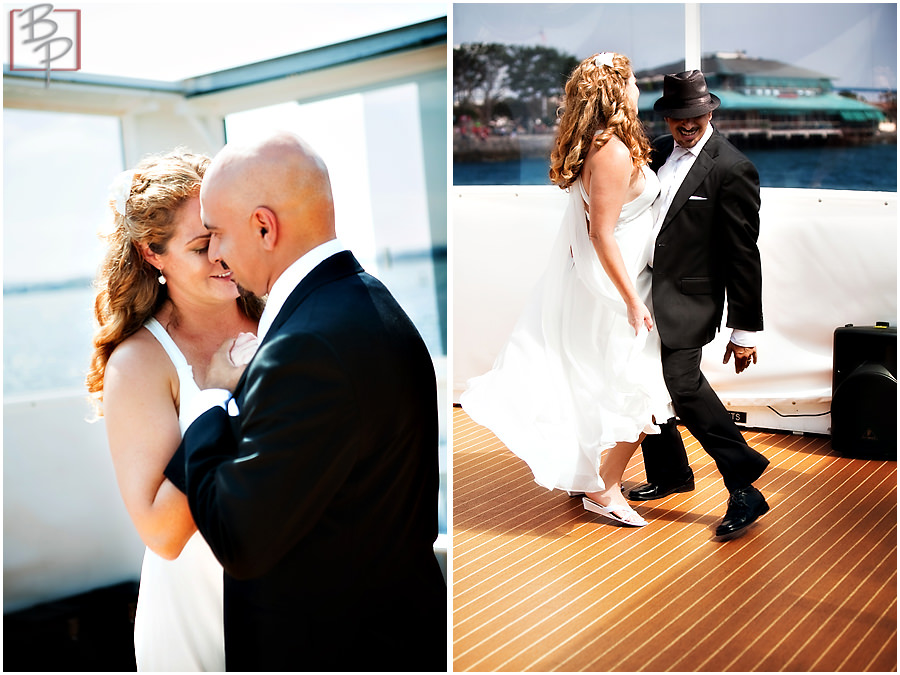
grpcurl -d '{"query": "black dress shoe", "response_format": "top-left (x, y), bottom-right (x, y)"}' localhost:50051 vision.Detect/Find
top-left (715, 486), bottom-right (769, 538)
top-left (627, 473), bottom-right (695, 501)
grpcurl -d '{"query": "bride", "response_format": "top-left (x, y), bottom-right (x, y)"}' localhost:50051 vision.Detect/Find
top-left (87, 150), bottom-right (261, 670)
top-left (461, 52), bottom-right (673, 527)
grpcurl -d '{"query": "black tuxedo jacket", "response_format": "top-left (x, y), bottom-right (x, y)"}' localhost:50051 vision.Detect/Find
top-left (650, 130), bottom-right (763, 349)
top-left (166, 251), bottom-right (446, 671)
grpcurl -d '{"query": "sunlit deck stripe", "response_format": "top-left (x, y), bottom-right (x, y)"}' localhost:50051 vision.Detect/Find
top-left (563, 451), bottom-right (886, 671)
top-left (456, 431), bottom-right (732, 668)
top-left (841, 592), bottom-right (897, 672)
top-left (452, 406), bottom-right (897, 672)
top-left (572, 438), bottom-right (840, 671)
top-left (618, 455), bottom-right (873, 670)
top-left (758, 522), bottom-right (895, 671)
top-left (671, 470), bottom-right (894, 672)
top-left (452, 434), bottom-right (708, 610)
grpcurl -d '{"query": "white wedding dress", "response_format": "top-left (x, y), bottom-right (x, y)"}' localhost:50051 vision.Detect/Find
top-left (461, 164), bottom-right (674, 493)
top-left (133, 318), bottom-right (225, 671)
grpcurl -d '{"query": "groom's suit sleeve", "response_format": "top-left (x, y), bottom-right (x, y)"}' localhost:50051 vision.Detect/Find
top-left (717, 150), bottom-right (763, 332)
top-left (176, 329), bottom-right (360, 580)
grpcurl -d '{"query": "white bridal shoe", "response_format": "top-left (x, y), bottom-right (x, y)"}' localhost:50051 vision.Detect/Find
top-left (582, 496), bottom-right (648, 527)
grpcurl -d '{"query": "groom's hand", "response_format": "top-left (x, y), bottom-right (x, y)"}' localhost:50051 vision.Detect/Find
top-left (206, 338), bottom-right (247, 393)
top-left (723, 341), bottom-right (757, 374)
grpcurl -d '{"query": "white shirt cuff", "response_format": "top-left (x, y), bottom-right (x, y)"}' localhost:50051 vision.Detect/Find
top-left (730, 329), bottom-right (757, 348)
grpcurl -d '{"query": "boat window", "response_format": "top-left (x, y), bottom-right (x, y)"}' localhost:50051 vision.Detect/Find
top-left (453, 3), bottom-right (896, 192)
top-left (453, 3), bottom-right (684, 186)
top-left (697, 2), bottom-right (895, 192)
top-left (4, 109), bottom-right (124, 396)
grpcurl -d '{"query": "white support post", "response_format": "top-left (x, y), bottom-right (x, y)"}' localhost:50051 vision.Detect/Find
top-left (685, 3), bottom-right (702, 71)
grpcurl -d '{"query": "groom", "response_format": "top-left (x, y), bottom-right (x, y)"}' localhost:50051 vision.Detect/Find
top-left (630, 71), bottom-right (770, 538)
top-left (165, 132), bottom-right (446, 670)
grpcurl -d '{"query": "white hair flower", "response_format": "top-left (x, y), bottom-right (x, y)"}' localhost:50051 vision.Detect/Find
top-left (108, 169), bottom-right (136, 217)
top-left (594, 52), bottom-right (615, 69)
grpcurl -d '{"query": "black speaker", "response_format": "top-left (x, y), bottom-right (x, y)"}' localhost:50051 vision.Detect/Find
top-left (3, 581), bottom-right (138, 671)
top-left (831, 323), bottom-right (897, 458)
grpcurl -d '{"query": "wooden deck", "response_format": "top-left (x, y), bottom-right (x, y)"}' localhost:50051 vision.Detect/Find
top-left (452, 406), bottom-right (897, 672)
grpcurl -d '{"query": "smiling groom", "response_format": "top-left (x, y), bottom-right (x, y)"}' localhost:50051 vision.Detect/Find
top-left (630, 70), bottom-right (771, 539)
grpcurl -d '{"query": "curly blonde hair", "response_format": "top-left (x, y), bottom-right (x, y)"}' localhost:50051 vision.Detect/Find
top-left (549, 52), bottom-right (651, 189)
top-left (86, 150), bottom-right (264, 413)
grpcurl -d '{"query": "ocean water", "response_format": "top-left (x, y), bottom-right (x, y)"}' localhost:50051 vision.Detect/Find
top-left (4, 285), bottom-right (98, 397)
top-left (745, 144), bottom-right (897, 192)
top-left (454, 143), bottom-right (898, 191)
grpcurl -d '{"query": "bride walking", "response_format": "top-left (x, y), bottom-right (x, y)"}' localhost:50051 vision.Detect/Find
top-left (87, 150), bottom-right (262, 670)
top-left (461, 52), bottom-right (673, 527)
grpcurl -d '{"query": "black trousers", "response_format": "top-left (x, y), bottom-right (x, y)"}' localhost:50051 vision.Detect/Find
top-left (641, 342), bottom-right (769, 492)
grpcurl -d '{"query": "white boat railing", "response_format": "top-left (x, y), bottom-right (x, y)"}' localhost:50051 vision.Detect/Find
top-left (4, 356), bottom-right (449, 612)
top-left (453, 186), bottom-right (897, 435)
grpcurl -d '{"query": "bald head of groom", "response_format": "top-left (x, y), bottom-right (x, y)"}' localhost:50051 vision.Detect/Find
top-left (200, 131), bottom-right (337, 298)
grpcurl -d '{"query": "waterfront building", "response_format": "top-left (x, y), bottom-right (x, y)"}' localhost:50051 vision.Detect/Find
top-left (637, 52), bottom-right (890, 145)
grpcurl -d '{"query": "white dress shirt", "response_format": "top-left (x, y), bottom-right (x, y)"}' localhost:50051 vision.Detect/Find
top-left (651, 123), bottom-right (756, 348)
top-left (650, 122), bottom-right (714, 258)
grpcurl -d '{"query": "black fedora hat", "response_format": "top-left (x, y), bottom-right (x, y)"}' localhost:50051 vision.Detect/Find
top-left (653, 70), bottom-right (720, 119)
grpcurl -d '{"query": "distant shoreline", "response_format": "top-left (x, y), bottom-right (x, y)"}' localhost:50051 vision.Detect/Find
top-left (4, 278), bottom-right (95, 295)
top-left (4, 248), bottom-right (448, 296)
top-left (453, 133), bottom-right (556, 163)
top-left (453, 130), bottom-right (897, 163)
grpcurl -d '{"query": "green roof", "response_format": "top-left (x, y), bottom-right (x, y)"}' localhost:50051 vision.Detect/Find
top-left (635, 53), bottom-right (834, 81)
top-left (639, 90), bottom-right (885, 121)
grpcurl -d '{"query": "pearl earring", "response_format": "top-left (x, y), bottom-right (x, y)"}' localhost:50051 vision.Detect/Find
top-left (158, 273), bottom-right (167, 285)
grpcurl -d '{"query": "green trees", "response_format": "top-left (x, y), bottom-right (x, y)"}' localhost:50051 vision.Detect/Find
top-left (453, 43), bottom-right (578, 132)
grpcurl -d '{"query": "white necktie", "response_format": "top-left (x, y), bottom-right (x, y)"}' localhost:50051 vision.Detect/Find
top-left (649, 146), bottom-right (692, 267)
top-left (653, 146), bottom-right (691, 226)
top-left (670, 145), bottom-right (690, 162)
